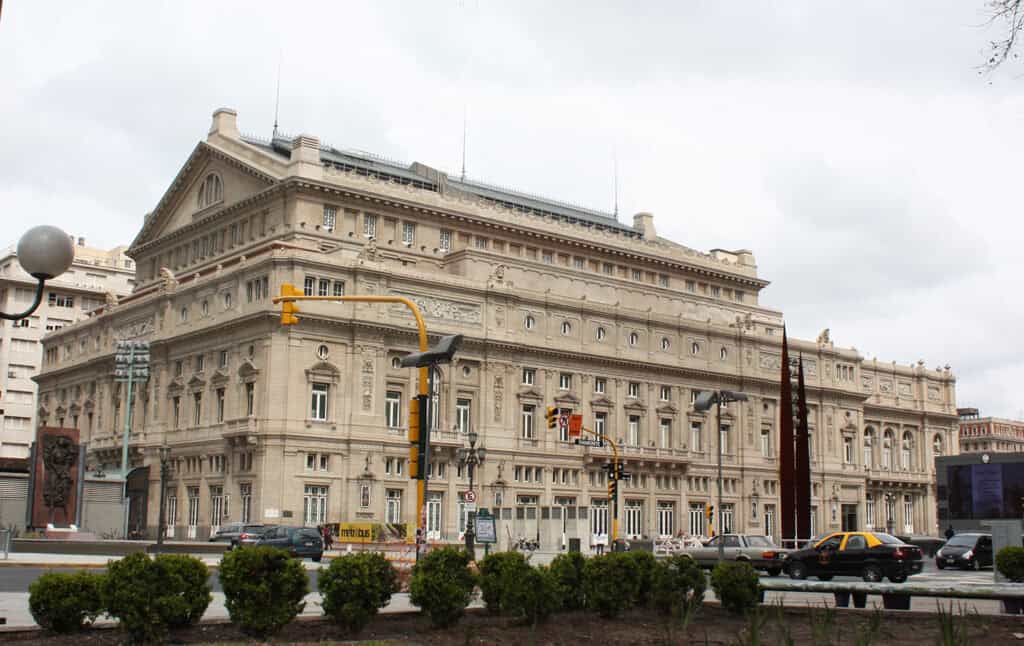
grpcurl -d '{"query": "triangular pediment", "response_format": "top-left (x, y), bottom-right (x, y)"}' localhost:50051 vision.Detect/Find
top-left (624, 399), bottom-right (647, 412)
top-left (656, 403), bottom-right (679, 415)
top-left (211, 368), bottom-right (231, 385)
top-left (517, 387), bottom-right (543, 400)
top-left (129, 142), bottom-right (280, 252)
top-left (237, 359), bottom-right (260, 379)
top-left (590, 396), bottom-right (615, 408)
top-left (187, 374), bottom-right (207, 389)
top-left (554, 392), bottom-right (580, 406)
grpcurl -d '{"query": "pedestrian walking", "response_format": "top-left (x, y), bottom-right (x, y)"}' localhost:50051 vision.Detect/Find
top-left (322, 524), bottom-right (333, 550)
top-left (945, 524), bottom-right (955, 540)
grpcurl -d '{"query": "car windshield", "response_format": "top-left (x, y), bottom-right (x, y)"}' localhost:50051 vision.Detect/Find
top-left (945, 535), bottom-right (980, 547)
top-left (872, 533), bottom-right (904, 545)
top-left (746, 536), bottom-right (773, 547)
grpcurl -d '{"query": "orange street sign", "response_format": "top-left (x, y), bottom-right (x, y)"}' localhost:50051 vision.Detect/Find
top-left (569, 414), bottom-right (583, 437)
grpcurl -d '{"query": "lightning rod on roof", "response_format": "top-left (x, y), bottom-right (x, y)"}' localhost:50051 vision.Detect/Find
top-left (613, 148), bottom-right (619, 219)
top-left (273, 52), bottom-right (282, 139)
top-left (460, 107), bottom-right (468, 181)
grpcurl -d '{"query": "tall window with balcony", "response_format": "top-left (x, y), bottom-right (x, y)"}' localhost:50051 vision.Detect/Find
top-left (843, 435), bottom-right (854, 464)
top-left (386, 490), bottom-right (402, 523)
top-left (690, 421), bottom-right (702, 452)
top-left (863, 429), bottom-right (874, 468)
top-left (659, 418), bottom-right (671, 448)
top-left (595, 412), bottom-right (607, 437)
top-left (385, 391), bottom-right (402, 429)
top-left (521, 404), bottom-right (535, 439)
top-left (363, 214), bottom-right (377, 238)
top-left (882, 430), bottom-right (894, 470)
top-left (455, 398), bottom-right (471, 434)
top-left (402, 222), bottom-right (415, 246)
top-left (311, 383), bottom-right (329, 421)
top-left (627, 382), bottom-right (639, 398)
top-left (322, 205), bottom-right (337, 231)
top-left (760, 427), bottom-right (771, 457)
top-left (192, 392), bottom-right (202, 426)
top-left (901, 432), bottom-right (913, 471)
top-left (303, 485), bottom-right (328, 525)
top-left (439, 229), bottom-right (452, 252)
top-left (627, 415), bottom-right (640, 446)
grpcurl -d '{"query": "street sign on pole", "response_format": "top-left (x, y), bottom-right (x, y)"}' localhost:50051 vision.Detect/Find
top-left (576, 439), bottom-right (603, 447)
top-left (463, 490), bottom-right (477, 503)
top-left (558, 413), bottom-right (569, 431)
top-left (569, 414), bottom-right (583, 438)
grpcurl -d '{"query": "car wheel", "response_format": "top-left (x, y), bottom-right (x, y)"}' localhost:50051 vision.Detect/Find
top-left (767, 567), bottom-right (782, 577)
top-left (818, 575), bottom-right (834, 581)
top-left (862, 564), bottom-right (883, 583)
top-left (936, 560), bottom-right (945, 570)
top-left (788, 562), bottom-right (808, 580)
top-left (889, 574), bottom-right (907, 583)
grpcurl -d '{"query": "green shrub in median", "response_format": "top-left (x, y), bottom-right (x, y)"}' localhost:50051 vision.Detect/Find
top-left (996, 546), bottom-right (1024, 582)
top-left (477, 550), bottom-right (530, 614)
top-left (549, 551), bottom-right (587, 611)
top-left (409, 546), bottom-right (476, 628)
top-left (318, 551), bottom-right (399, 634)
top-left (652, 555), bottom-right (706, 620)
top-left (503, 564), bottom-right (560, 624)
top-left (101, 552), bottom-right (212, 643)
top-left (624, 549), bottom-right (658, 607)
top-left (710, 560), bottom-right (760, 615)
top-left (583, 552), bottom-right (641, 618)
top-left (219, 546), bottom-right (309, 638)
top-left (28, 570), bottom-right (105, 633)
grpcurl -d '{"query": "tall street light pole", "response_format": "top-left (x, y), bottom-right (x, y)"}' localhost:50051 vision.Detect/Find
top-left (694, 389), bottom-right (748, 562)
top-left (156, 444), bottom-right (171, 551)
top-left (457, 430), bottom-right (486, 560)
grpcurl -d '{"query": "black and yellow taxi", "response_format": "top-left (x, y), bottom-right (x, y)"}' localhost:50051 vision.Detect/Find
top-left (783, 531), bottom-right (923, 583)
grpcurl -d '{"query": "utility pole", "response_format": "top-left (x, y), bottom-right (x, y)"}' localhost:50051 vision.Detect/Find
top-left (115, 340), bottom-right (150, 538)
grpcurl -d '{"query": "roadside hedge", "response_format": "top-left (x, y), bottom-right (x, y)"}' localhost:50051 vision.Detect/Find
top-left (996, 546), bottom-right (1024, 582)
top-left (583, 552), bottom-right (641, 618)
top-left (409, 546), bottom-right (476, 628)
top-left (28, 570), bottom-right (105, 633)
top-left (710, 560), bottom-right (760, 615)
top-left (219, 546), bottom-right (309, 638)
top-left (318, 551), bottom-right (399, 634)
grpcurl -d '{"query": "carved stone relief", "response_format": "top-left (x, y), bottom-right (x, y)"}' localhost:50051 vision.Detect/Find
top-left (493, 374), bottom-right (504, 423)
top-left (389, 291), bottom-right (482, 324)
top-left (114, 317), bottom-right (155, 340)
top-left (759, 353), bottom-right (781, 371)
top-left (360, 347), bottom-right (375, 412)
top-left (878, 380), bottom-right (893, 394)
top-left (42, 435), bottom-right (77, 514)
top-left (927, 386), bottom-right (940, 401)
top-left (898, 382), bottom-right (912, 397)
top-left (862, 376), bottom-right (873, 392)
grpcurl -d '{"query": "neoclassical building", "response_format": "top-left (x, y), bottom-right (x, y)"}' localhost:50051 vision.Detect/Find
top-left (34, 108), bottom-right (958, 545)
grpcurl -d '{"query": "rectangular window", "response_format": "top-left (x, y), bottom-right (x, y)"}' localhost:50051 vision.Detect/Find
top-left (658, 275), bottom-right (669, 288)
top-left (385, 391), bottom-right (402, 428)
top-left (521, 404), bottom-right (535, 439)
top-left (659, 418), bottom-right (671, 448)
top-left (333, 281), bottom-right (345, 297)
top-left (360, 484), bottom-right (370, 508)
top-left (311, 383), bottom-right (329, 421)
top-left (631, 269), bottom-right (642, 281)
top-left (844, 436), bottom-right (854, 464)
top-left (402, 222), bottom-right (415, 245)
top-left (386, 489), bottom-right (402, 523)
top-left (363, 214), bottom-right (377, 238)
top-left (685, 280), bottom-right (696, 292)
top-left (304, 276), bottom-right (315, 296)
top-left (628, 382), bottom-right (639, 398)
top-left (216, 388), bottom-right (225, 422)
top-left (690, 421), bottom-right (702, 452)
top-left (595, 378), bottom-right (606, 394)
top-left (456, 398), bottom-right (471, 434)
top-left (559, 373), bottom-right (572, 390)
top-left (720, 503), bottom-right (734, 534)
top-left (318, 279), bottom-right (329, 297)
top-left (761, 427), bottom-right (771, 457)
top-left (628, 415), bottom-right (640, 446)
top-left (542, 251), bottom-right (553, 264)
top-left (195, 354), bottom-right (205, 373)
top-left (219, 350), bottom-right (228, 369)
top-left (522, 368), bottom-right (535, 385)
top-left (689, 503), bottom-right (706, 536)
top-left (192, 392), bottom-right (202, 426)
top-left (245, 382), bottom-right (255, 416)
top-left (595, 412), bottom-right (607, 437)
top-left (439, 229), bottom-right (452, 251)
top-left (711, 286), bottom-right (721, 297)
top-left (657, 502), bottom-right (675, 537)
top-left (240, 483), bottom-right (252, 523)
top-left (720, 424), bottom-right (730, 454)
top-left (625, 500), bottom-right (643, 539)
top-left (323, 205), bottom-right (337, 230)
top-left (735, 290), bottom-right (745, 303)
top-left (659, 385), bottom-right (670, 401)
top-left (303, 485), bottom-right (328, 526)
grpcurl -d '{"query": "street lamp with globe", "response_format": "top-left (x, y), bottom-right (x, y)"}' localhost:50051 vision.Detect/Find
top-left (1, 226), bottom-right (75, 321)
top-left (457, 430), bottom-right (486, 560)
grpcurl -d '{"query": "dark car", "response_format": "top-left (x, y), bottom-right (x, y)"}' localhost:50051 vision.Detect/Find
top-left (208, 523), bottom-right (269, 548)
top-left (254, 525), bottom-right (324, 561)
top-left (936, 533), bottom-right (993, 570)
top-left (784, 531), bottom-right (923, 583)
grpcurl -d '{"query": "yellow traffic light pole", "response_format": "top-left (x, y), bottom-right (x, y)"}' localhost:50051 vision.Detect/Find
top-left (274, 284), bottom-right (431, 544)
top-left (576, 425), bottom-right (620, 544)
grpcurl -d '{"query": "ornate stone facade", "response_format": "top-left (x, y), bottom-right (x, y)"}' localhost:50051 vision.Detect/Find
top-left (34, 108), bottom-right (958, 544)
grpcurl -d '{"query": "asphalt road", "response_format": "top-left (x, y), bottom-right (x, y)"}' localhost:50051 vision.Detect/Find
top-left (0, 566), bottom-right (324, 593)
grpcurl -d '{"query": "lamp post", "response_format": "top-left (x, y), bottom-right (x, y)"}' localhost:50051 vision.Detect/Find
top-left (694, 389), bottom-right (748, 562)
top-left (0, 226), bottom-right (75, 321)
top-left (884, 492), bottom-right (896, 535)
top-left (457, 430), bottom-right (487, 560)
top-left (156, 444), bottom-right (171, 551)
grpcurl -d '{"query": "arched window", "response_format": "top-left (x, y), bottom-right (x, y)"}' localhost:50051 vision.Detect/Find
top-left (933, 433), bottom-right (943, 456)
top-left (661, 337), bottom-right (670, 351)
top-left (882, 429), bottom-right (894, 470)
top-left (720, 347), bottom-right (728, 361)
top-left (691, 342), bottom-right (700, 355)
top-left (524, 315), bottom-right (536, 330)
top-left (901, 431), bottom-right (914, 471)
top-left (596, 327), bottom-right (607, 341)
top-left (198, 173), bottom-right (223, 208)
top-left (629, 332), bottom-right (639, 346)
top-left (863, 427), bottom-right (875, 469)
top-left (561, 321), bottom-right (572, 335)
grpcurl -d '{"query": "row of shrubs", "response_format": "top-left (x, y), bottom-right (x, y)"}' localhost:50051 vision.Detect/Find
top-left (30, 546), bottom-right (763, 642)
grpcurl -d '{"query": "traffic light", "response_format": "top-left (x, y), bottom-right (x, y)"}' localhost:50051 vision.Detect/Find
top-left (615, 462), bottom-right (625, 480)
top-left (408, 394), bottom-right (428, 479)
top-left (546, 406), bottom-right (559, 430)
top-left (607, 478), bottom-right (617, 499)
top-left (279, 283), bottom-right (301, 325)
top-left (705, 504), bottom-right (714, 520)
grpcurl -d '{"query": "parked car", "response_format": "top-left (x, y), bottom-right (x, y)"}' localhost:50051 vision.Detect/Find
top-left (208, 523), bottom-right (270, 549)
top-left (936, 532), bottom-right (993, 570)
top-left (254, 525), bottom-right (324, 561)
top-left (784, 531), bottom-right (923, 583)
top-left (684, 534), bottom-right (789, 576)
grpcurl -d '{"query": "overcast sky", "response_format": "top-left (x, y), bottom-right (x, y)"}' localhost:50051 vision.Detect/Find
top-left (3, 1), bottom-right (1023, 417)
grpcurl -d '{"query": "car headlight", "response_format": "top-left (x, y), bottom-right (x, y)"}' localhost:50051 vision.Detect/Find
top-left (936, 549), bottom-right (944, 557)
top-left (963, 549), bottom-right (973, 559)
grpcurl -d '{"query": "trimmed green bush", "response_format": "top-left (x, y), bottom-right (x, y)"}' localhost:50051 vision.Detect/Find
top-left (477, 550), bottom-right (530, 614)
top-left (28, 570), bottom-right (104, 633)
top-left (652, 555), bottom-right (706, 618)
top-left (318, 551), bottom-right (399, 634)
top-left (219, 546), bottom-right (309, 638)
top-left (549, 551), bottom-right (586, 611)
top-left (101, 552), bottom-right (212, 643)
top-left (504, 564), bottom-right (559, 624)
top-left (409, 546), bottom-right (476, 628)
top-left (710, 560), bottom-right (760, 615)
top-left (625, 549), bottom-right (658, 607)
top-left (996, 546), bottom-right (1024, 582)
top-left (583, 552), bottom-right (641, 618)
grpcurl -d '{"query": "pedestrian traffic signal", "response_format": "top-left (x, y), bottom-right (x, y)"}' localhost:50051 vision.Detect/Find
top-left (546, 406), bottom-right (559, 429)
top-left (279, 283), bottom-right (301, 325)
